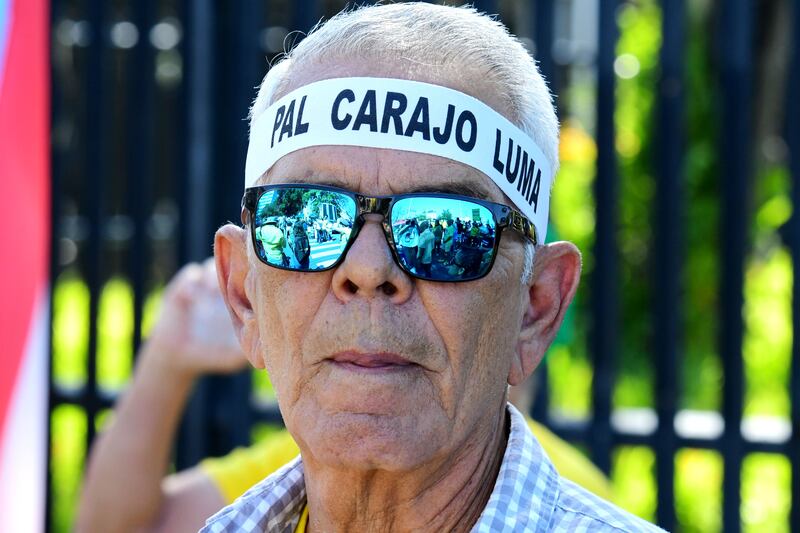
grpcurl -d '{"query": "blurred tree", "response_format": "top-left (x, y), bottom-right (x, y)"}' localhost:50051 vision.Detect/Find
top-left (551, 0), bottom-right (794, 415)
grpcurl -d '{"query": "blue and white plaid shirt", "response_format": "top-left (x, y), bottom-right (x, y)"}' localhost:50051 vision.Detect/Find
top-left (201, 404), bottom-right (665, 532)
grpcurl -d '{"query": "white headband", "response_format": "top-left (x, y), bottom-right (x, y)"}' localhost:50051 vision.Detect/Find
top-left (246, 77), bottom-right (553, 241)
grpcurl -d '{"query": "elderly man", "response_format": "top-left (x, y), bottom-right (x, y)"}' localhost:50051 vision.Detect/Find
top-left (76, 259), bottom-right (614, 533)
top-left (206, 3), bottom-right (663, 532)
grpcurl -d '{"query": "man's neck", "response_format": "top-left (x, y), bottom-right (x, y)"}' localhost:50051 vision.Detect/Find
top-left (301, 406), bottom-right (509, 533)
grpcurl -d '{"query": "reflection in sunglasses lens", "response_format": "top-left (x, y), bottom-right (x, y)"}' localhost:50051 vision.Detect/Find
top-left (391, 197), bottom-right (496, 281)
top-left (253, 188), bottom-right (357, 271)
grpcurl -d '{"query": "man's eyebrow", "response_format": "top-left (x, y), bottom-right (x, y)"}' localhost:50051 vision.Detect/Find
top-left (284, 175), bottom-right (351, 188)
top-left (278, 172), bottom-right (493, 200)
top-left (406, 182), bottom-right (492, 200)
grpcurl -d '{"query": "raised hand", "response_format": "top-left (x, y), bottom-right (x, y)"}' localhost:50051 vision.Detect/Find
top-left (146, 258), bottom-right (248, 378)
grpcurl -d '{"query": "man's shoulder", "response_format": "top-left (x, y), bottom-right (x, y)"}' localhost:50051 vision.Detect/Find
top-left (550, 477), bottom-right (666, 532)
top-left (493, 405), bottom-right (665, 532)
top-left (200, 457), bottom-right (306, 532)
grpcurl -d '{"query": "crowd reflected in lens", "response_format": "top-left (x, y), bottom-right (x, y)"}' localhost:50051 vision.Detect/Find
top-left (390, 197), bottom-right (496, 281)
top-left (252, 187), bottom-right (498, 281)
top-left (253, 188), bottom-right (356, 271)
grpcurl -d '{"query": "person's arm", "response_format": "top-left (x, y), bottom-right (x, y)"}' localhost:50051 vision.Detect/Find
top-left (76, 261), bottom-right (247, 533)
top-left (150, 467), bottom-right (226, 533)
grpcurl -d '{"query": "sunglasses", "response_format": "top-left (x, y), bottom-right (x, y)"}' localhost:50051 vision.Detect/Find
top-left (241, 184), bottom-right (537, 282)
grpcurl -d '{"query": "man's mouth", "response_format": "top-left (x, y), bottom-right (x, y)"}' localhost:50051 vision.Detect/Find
top-left (328, 351), bottom-right (415, 369)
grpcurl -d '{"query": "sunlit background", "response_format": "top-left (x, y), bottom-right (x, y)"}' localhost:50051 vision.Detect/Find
top-left (48, 0), bottom-right (798, 531)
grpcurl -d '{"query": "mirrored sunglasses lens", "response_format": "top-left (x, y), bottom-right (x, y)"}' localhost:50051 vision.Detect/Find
top-left (390, 197), bottom-right (497, 281)
top-left (253, 187), bottom-right (357, 270)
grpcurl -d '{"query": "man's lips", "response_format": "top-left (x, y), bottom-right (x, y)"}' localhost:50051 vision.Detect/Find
top-left (328, 351), bottom-right (414, 368)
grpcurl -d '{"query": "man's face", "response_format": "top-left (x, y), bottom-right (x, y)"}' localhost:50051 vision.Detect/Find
top-left (240, 60), bottom-right (534, 471)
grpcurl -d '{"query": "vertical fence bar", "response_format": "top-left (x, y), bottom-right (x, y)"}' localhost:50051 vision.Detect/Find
top-left (216, 0), bottom-right (264, 230)
top-left (176, 0), bottom-right (215, 469)
top-left (46, 2), bottom-right (62, 529)
top-left (473, 0), bottom-right (499, 16)
top-left (590, 0), bottom-right (620, 475)
top-left (535, 0), bottom-right (555, 87)
top-left (206, 0), bottom-right (265, 454)
top-left (129, 0), bottom-right (155, 356)
top-left (182, 0), bottom-right (214, 265)
top-left (292, 0), bottom-right (320, 34)
top-left (719, 1), bottom-right (753, 532)
top-left (531, 0), bottom-right (556, 424)
top-left (653, 0), bottom-right (685, 529)
top-left (787, 1), bottom-right (800, 529)
top-left (83, 0), bottom-right (108, 449)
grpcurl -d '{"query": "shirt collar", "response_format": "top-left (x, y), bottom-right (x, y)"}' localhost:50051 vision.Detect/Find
top-left (472, 403), bottom-right (559, 532)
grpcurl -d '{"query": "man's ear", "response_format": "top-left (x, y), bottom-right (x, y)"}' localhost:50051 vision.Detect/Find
top-left (508, 241), bottom-right (581, 386)
top-left (215, 224), bottom-right (265, 369)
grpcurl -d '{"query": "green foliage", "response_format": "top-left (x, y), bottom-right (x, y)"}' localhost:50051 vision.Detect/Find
top-left (50, 405), bottom-right (86, 533)
top-left (96, 279), bottom-right (133, 391)
top-left (252, 367), bottom-right (276, 400)
top-left (741, 454), bottom-right (791, 532)
top-left (681, 0), bottom-right (724, 412)
top-left (613, 0), bottom-right (661, 409)
top-left (549, 0), bottom-right (793, 530)
top-left (52, 272), bottom-right (89, 387)
top-left (546, 344), bottom-right (592, 416)
top-left (251, 422), bottom-right (284, 444)
top-left (612, 446), bottom-right (657, 523)
top-left (548, 122), bottom-right (596, 418)
top-left (743, 248), bottom-right (791, 417)
top-left (257, 188), bottom-right (356, 222)
top-left (305, 189), bottom-right (352, 218)
top-left (675, 449), bottom-right (723, 532)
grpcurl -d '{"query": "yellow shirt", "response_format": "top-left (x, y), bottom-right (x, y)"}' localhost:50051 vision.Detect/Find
top-left (201, 419), bottom-right (614, 509)
top-left (295, 505), bottom-right (309, 533)
top-left (201, 429), bottom-right (300, 505)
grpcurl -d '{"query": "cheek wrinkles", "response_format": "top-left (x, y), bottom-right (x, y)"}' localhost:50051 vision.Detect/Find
top-left (417, 270), bottom-right (522, 424)
top-left (257, 272), bottom-right (331, 410)
top-left (416, 284), bottom-right (485, 422)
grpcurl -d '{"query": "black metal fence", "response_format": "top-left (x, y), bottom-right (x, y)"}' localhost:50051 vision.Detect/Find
top-left (48, 0), bottom-right (800, 531)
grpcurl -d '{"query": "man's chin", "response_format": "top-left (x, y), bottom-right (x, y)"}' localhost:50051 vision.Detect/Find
top-left (312, 363), bottom-right (432, 414)
top-left (296, 410), bottom-right (442, 472)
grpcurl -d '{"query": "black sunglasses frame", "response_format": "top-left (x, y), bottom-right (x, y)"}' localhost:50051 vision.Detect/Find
top-left (241, 183), bottom-right (538, 282)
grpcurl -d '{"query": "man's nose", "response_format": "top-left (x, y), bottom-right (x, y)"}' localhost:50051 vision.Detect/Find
top-left (331, 217), bottom-right (414, 303)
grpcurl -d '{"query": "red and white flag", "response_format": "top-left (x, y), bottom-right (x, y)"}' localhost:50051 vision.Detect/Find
top-left (0, 0), bottom-right (50, 530)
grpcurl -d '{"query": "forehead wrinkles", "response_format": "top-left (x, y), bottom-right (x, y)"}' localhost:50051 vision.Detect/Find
top-left (381, 157), bottom-right (497, 199)
top-left (262, 146), bottom-right (381, 188)
top-left (263, 146), bottom-right (507, 203)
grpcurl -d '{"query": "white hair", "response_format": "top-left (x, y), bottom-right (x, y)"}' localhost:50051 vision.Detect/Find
top-left (522, 243), bottom-right (536, 285)
top-left (251, 3), bottom-right (559, 172)
top-left (251, 3), bottom-right (554, 282)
